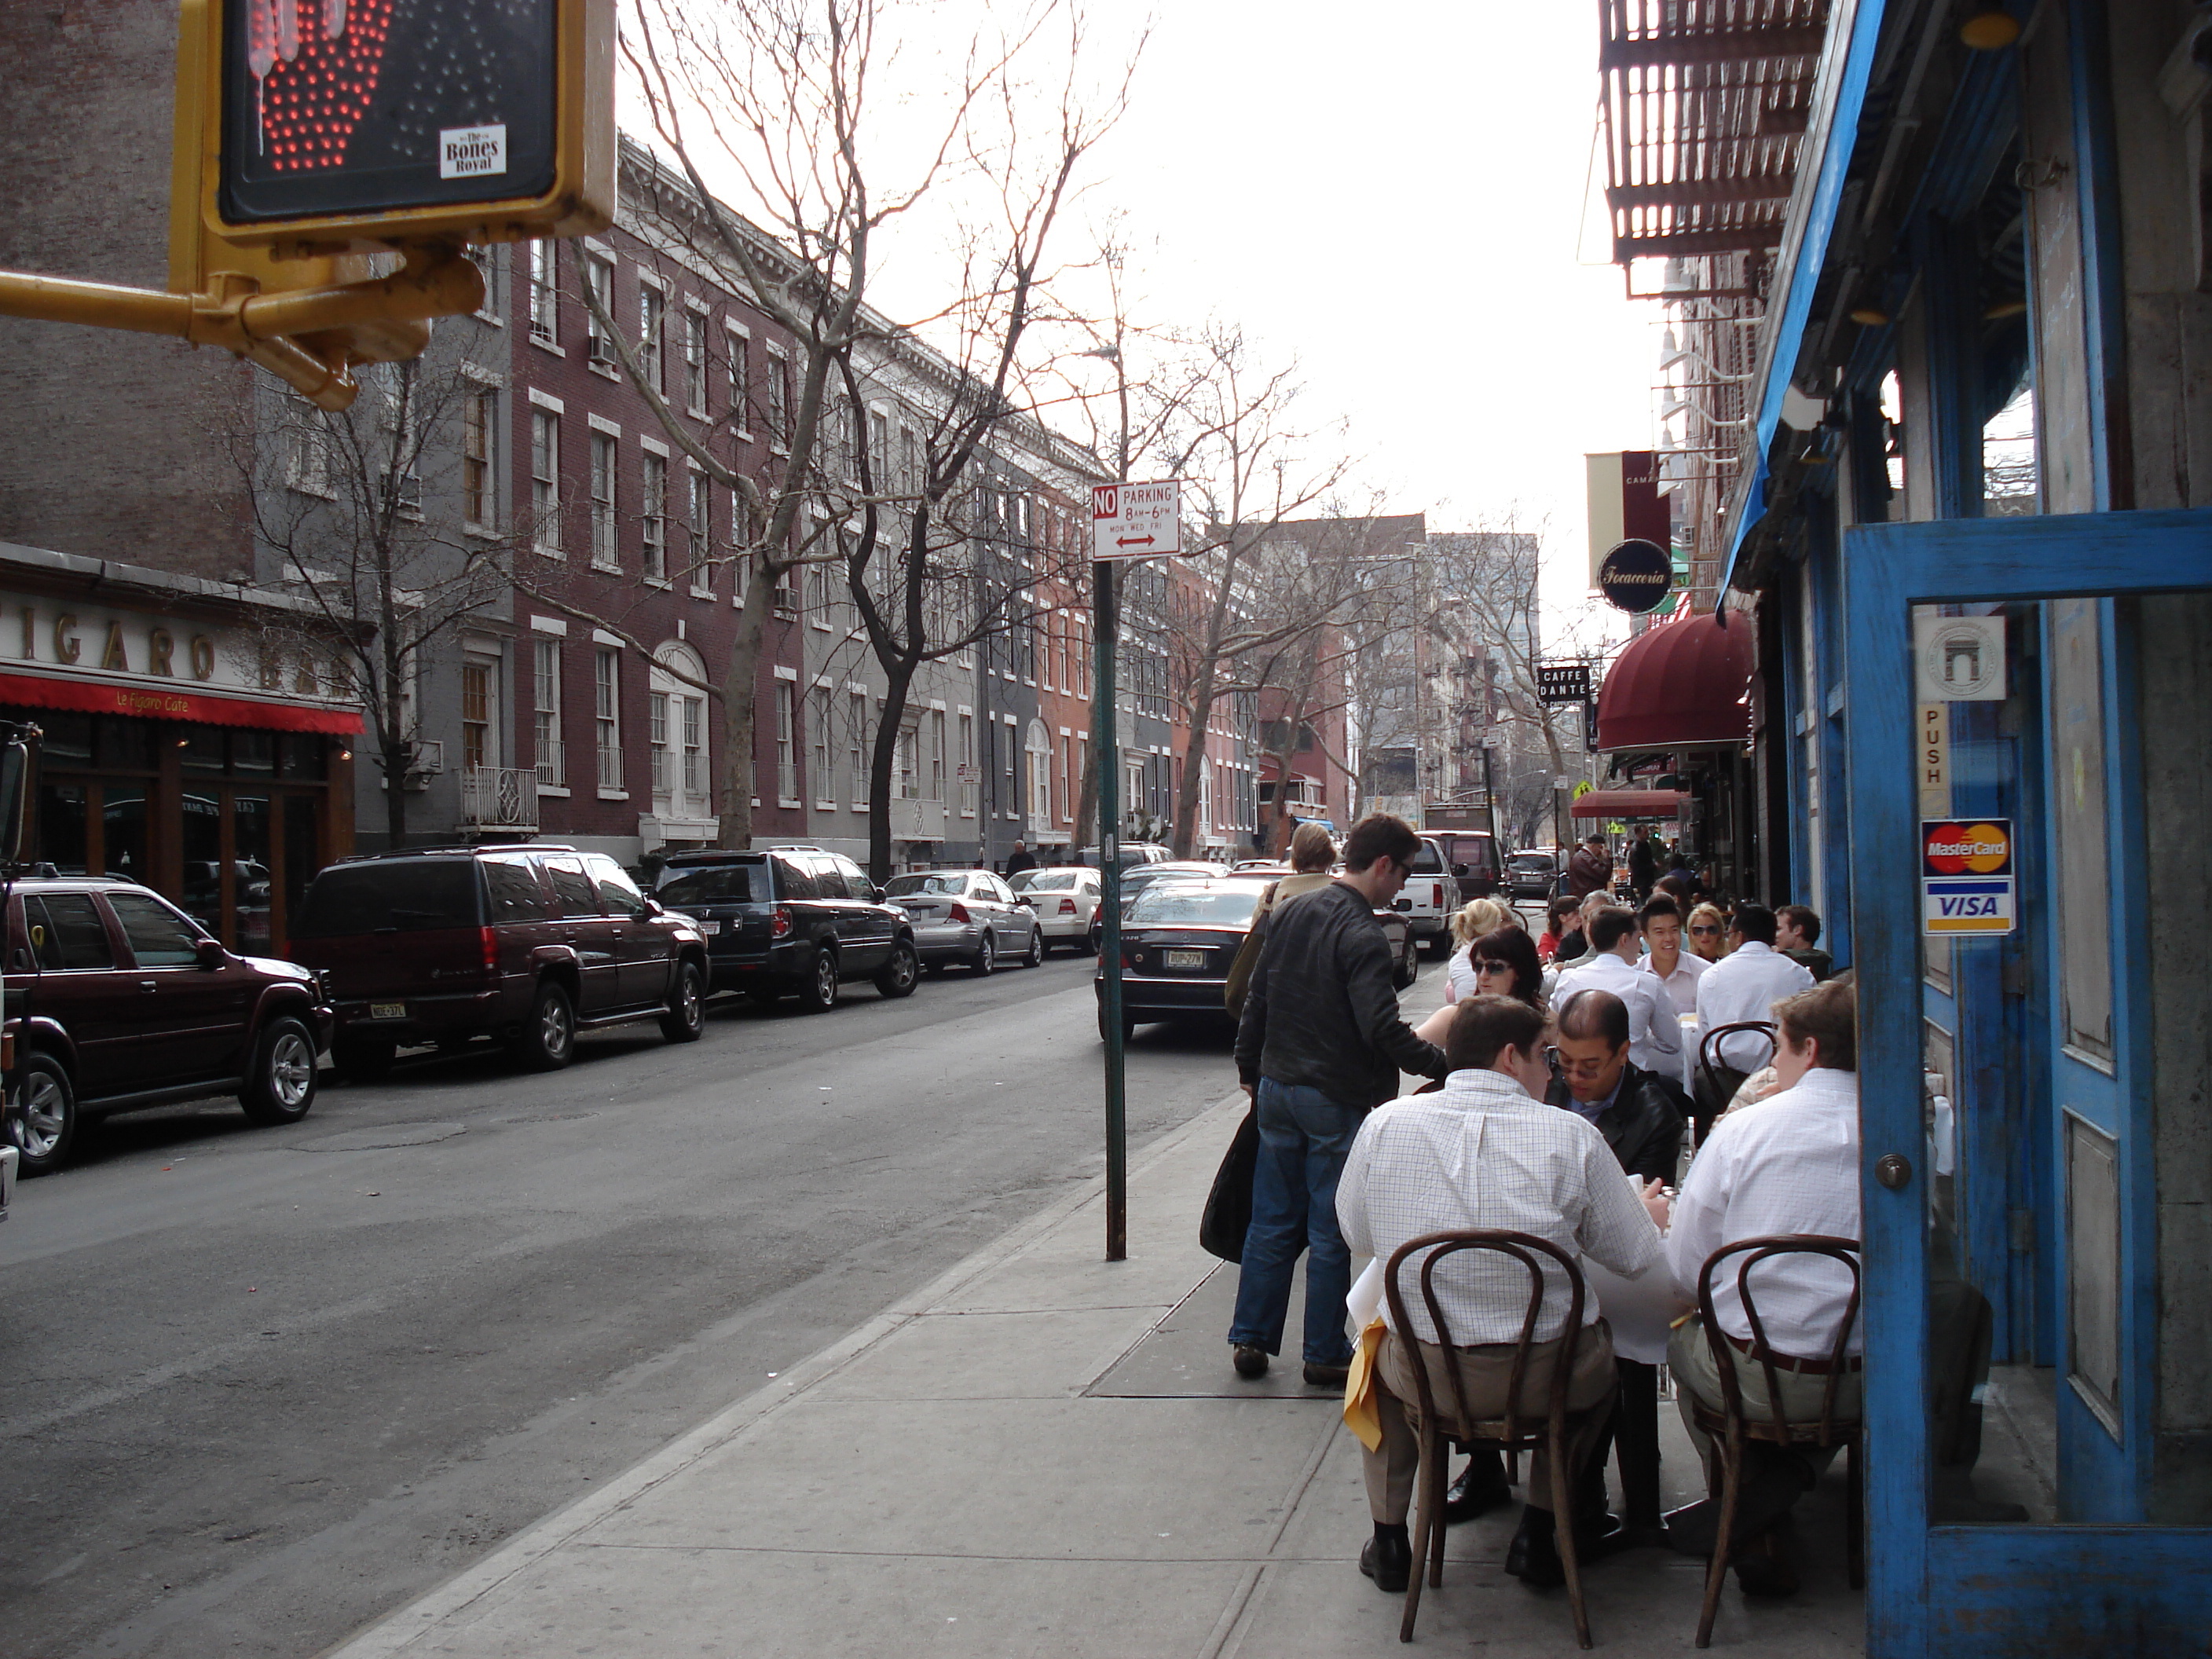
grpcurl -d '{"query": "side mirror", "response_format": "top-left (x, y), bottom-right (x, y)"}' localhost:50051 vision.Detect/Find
top-left (196, 937), bottom-right (228, 970)
top-left (1452, 863), bottom-right (1468, 877)
top-left (1391, 898), bottom-right (1413, 912)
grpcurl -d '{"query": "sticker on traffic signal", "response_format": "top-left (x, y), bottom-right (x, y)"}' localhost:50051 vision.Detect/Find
top-left (182, 0), bottom-right (613, 250)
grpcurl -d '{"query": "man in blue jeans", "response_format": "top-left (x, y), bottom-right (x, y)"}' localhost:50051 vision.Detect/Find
top-left (1229, 815), bottom-right (1448, 1386)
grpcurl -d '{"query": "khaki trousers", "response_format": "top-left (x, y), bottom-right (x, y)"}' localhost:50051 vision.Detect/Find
top-left (1668, 1314), bottom-right (1861, 1486)
top-left (1364, 1320), bottom-right (1619, 1525)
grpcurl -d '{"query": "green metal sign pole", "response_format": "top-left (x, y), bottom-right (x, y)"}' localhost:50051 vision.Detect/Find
top-left (1094, 556), bottom-right (1126, 1260)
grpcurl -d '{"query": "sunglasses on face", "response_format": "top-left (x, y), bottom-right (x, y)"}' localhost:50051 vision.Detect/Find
top-left (1474, 959), bottom-right (1512, 977)
top-left (1690, 925), bottom-right (1720, 936)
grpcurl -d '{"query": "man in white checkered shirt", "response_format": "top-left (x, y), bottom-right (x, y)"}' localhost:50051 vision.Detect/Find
top-left (1337, 995), bottom-right (1669, 1594)
top-left (1662, 975), bottom-right (1862, 1597)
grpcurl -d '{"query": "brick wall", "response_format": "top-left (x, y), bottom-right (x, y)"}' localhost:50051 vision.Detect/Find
top-left (0, 0), bottom-right (254, 579)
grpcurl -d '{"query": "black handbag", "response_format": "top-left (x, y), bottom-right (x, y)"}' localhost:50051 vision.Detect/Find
top-left (1198, 1104), bottom-right (1259, 1263)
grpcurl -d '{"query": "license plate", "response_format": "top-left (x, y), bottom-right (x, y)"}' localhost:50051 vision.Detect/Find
top-left (714, 919), bottom-right (730, 934)
top-left (368, 1002), bottom-right (406, 1020)
top-left (1164, 950), bottom-right (1205, 969)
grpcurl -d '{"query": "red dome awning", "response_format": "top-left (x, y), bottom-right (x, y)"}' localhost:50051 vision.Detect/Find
top-left (1595, 611), bottom-right (1754, 751)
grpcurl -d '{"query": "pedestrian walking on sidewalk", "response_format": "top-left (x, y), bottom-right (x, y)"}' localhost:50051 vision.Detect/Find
top-left (1003, 840), bottom-right (1036, 878)
top-left (1567, 834), bottom-right (1612, 900)
top-left (1229, 814), bottom-right (1447, 1388)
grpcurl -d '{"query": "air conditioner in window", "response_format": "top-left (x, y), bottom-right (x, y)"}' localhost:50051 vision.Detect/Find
top-left (383, 471), bottom-right (423, 513)
top-left (408, 738), bottom-right (445, 783)
top-left (588, 331), bottom-right (617, 366)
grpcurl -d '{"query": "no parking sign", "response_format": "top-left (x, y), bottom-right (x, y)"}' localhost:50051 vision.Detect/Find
top-left (1921, 819), bottom-right (2016, 936)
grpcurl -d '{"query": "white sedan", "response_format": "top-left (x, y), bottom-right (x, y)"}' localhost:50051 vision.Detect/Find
top-left (1009, 866), bottom-right (1102, 953)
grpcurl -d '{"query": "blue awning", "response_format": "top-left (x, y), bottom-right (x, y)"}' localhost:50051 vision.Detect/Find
top-left (1719, 0), bottom-right (1891, 594)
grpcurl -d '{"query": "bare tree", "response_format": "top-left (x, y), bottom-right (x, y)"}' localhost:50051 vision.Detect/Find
top-left (1146, 328), bottom-right (1362, 858)
top-left (243, 354), bottom-right (520, 846)
top-left (576, 0), bottom-right (1127, 867)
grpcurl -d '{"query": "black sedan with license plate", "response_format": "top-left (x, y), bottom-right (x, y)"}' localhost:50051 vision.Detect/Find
top-left (1093, 877), bottom-right (1271, 1040)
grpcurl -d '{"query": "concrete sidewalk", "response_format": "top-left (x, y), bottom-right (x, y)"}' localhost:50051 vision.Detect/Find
top-left (328, 1095), bottom-right (1865, 1657)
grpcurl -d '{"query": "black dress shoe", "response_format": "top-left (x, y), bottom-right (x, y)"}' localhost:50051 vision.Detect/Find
top-left (1443, 1464), bottom-right (1514, 1525)
top-left (1731, 1542), bottom-right (1801, 1598)
top-left (1574, 1511), bottom-right (1631, 1561)
top-left (1303, 1360), bottom-right (1350, 1388)
top-left (1361, 1527), bottom-right (1412, 1593)
top-left (1505, 1509), bottom-right (1564, 1588)
top-left (1232, 1343), bottom-right (1269, 1379)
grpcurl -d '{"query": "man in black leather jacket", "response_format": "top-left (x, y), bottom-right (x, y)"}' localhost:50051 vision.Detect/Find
top-left (1229, 815), bottom-right (1446, 1392)
top-left (1546, 987), bottom-right (1689, 1547)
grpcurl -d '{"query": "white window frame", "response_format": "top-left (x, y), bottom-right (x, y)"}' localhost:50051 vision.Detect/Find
top-left (533, 637), bottom-right (566, 793)
top-left (640, 445), bottom-right (669, 584)
top-left (584, 253), bottom-right (617, 373)
top-left (594, 645), bottom-right (624, 798)
top-left (724, 323), bottom-right (753, 438)
top-left (775, 680), bottom-right (800, 807)
top-left (683, 303), bottom-right (709, 417)
top-left (687, 467), bottom-right (714, 597)
top-left (528, 240), bottom-right (559, 346)
top-left (588, 430), bottom-right (618, 569)
top-left (529, 405), bottom-right (562, 556)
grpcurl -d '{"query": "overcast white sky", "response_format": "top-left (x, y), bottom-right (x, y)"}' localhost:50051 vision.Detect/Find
top-left (1082, 1), bottom-right (1657, 636)
top-left (633, 0), bottom-right (1658, 643)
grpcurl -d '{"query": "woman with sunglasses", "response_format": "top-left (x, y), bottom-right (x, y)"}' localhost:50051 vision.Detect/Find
top-left (1414, 927), bottom-right (1543, 1045)
top-left (1686, 902), bottom-right (1730, 962)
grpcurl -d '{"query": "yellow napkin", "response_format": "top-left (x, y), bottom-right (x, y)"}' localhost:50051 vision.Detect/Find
top-left (1343, 1317), bottom-right (1388, 1451)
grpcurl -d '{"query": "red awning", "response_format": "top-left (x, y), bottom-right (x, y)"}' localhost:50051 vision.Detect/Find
top-left (1595, 611), bottom-right (1754, 751)
top-left (0, 670), bottom-right (361, 734)
top-left (1571, 789), bottom-right (1689, 821)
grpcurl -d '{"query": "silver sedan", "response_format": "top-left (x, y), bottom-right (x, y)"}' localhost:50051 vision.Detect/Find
top-left (883, 869), bottom-right (1043, 975)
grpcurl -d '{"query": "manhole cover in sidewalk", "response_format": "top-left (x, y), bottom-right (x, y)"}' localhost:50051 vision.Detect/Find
top-left (1087, 1261), bottom-right (1348, 1400)
top-left (291, 1122), bottom-right (469, 1152)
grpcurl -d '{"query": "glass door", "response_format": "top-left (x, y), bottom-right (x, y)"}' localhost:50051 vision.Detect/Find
top-left (1843, 508), bottom-right (2212, 1657)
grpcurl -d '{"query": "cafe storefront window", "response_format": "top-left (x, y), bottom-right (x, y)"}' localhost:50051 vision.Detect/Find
top-left (14, 709), bottom-right (350, 954)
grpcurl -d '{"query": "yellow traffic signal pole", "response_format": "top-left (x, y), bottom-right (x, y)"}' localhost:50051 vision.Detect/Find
top-left (0, 249), bottom-right (482, 412)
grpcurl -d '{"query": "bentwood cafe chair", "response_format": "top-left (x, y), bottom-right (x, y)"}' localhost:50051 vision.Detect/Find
top-left (1382, 1230), bottom-right (1603, 1650)
top-left (1686, 1235), bottom-right (1865, 1648)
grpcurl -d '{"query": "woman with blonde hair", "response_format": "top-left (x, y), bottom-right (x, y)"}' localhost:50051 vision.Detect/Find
top-left (1441, 898), bottom-right (1519, 1003)
top-left (1686, 901), bottom-right (1730, 963)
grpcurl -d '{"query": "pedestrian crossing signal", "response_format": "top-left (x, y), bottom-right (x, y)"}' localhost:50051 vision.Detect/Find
top-left (184, 0), bottom-right (613, 254)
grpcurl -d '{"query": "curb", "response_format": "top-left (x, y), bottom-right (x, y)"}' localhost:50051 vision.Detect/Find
top-left (321, 1088), bottom-right (1247, 1658)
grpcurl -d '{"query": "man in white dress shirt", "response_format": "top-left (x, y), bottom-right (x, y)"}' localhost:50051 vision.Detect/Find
top-left (1553, 908), bottom-right (1682, 1077)
top-left (1690, 904), bottom-right (1814, 1137)
top-left (1664, 977), bottom-right (1860, 1595)
top-left (1337, 996), bottom-right (1671, 1594)
top-left (1635, 895), bottom-right (1706, 1090)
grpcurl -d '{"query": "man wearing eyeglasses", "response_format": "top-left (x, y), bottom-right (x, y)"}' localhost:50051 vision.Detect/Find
top-left (1551, 908), bottom-right (1683, 1079)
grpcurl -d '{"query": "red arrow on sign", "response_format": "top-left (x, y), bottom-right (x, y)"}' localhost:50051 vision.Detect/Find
top-left (1116, 535), bottom-right (1154, 548)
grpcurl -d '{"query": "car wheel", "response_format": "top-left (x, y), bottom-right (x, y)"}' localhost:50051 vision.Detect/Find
top-left (240, 1016), bottom-right (320, 1126)
top-left (1393, 950), bottom-right (1419, 991)
top-left (10, 1053), bottom-right (77, 1176)
top-left (659, 959), bottom-right (706, 1043)
top-left (1097, 1005), bottom-right (1137, 1042)
top-left (797, 946), bottom-right (840, 1012)
top-left (874, 938), bottom-right (920, 998)
top-left (511, 980), bottom-right (576, 1071)
top-left (972, 932), bottom-right (996, 976)
top-left (332, 1038), bottom-right (396, 1083)
top-left (1022, 927), bottom-right (1044, 969)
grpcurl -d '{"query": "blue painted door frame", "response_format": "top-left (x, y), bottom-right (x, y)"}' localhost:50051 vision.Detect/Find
top-left (1844, 507), bottom-right (2212, 1656)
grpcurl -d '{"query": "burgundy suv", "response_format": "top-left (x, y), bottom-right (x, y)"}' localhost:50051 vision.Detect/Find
top-left (4, 877), bottom-right (334, 1174)
top-left (287, 844), bottom-right (709, 1081)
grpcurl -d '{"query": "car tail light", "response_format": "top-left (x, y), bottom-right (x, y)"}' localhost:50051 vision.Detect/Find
top-left (1057, 897), bottom-right (1077, 915)
top-left (771, 905), bottom-right (793, 939)
top-left (479, 926), bottom-right (499, 976)
top-left (947, 901), bottom-right (971, 924)
top-left (1434, 881), bottom-right (1447, 906)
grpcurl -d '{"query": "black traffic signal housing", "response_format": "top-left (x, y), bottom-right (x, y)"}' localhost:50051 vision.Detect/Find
top-left (181, 0), bottom-right (613, 258)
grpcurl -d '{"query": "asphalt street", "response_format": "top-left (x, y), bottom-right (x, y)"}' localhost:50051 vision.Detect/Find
top-left (0, 950), bottom-right (1253, 1657)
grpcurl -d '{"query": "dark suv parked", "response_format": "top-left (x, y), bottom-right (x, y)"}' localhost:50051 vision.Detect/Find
top-left (4, 877), bottom-right (333, 1174)
top-left (656, 847), bottom-right (919, 1011)
top-left (287, 844), bottom-right (709, 1080)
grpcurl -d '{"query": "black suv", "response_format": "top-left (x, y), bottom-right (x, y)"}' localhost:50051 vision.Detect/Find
top-left (4, 877), bottom-right (333, 1174)
top-left (657, 847), bottom-right (919, 1011)
top-left (287, 844), bottom-right (709, 1079)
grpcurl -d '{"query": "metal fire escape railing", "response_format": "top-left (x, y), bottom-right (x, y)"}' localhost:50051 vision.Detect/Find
top-left (1599, 0), bottom-right (1830, 288)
